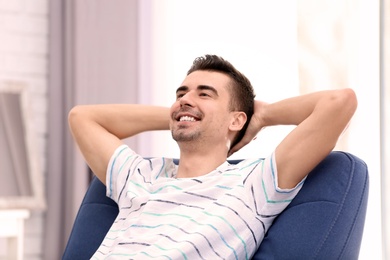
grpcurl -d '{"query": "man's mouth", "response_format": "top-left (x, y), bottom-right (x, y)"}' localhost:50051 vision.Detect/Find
top-left (179, 116), bottom-right (196, 122)
top-left (174, 109), bottom-right (202, 122)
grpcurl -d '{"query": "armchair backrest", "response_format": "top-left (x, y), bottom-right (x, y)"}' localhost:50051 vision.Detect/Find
top-left (63, 151), bottom-right (369, 259)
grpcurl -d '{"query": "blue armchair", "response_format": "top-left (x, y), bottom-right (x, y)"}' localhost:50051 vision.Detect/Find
top-left (63, 151), bottom-right (369, 259)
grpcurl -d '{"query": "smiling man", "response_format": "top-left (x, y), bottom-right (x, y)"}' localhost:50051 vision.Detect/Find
top-left (68, 55), bottom-right (357, 259)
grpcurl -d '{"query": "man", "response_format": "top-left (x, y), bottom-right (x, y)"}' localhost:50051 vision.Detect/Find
top-left (68, 55), bottom-right (357, 259)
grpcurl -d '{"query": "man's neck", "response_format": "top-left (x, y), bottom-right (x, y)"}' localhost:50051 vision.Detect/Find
top-left (176, 145), bottom-right (228, 178)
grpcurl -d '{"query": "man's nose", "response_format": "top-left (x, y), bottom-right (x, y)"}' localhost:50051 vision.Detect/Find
top-left (179, 92), bottom-right (195, 107)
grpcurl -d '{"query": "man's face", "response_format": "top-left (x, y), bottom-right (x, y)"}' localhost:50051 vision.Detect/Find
top-left (170, 70), bottom-right (234, 146)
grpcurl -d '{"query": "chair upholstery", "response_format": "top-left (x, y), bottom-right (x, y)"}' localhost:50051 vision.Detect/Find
top-left (63, 151), bottom-right (368, 259)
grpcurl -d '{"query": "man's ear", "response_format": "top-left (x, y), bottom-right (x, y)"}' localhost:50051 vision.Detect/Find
top-left (229, 112), bottom-right (247, 132)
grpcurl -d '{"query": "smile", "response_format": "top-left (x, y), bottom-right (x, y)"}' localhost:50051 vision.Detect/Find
top-left (179, 116), bottom-right (196, 122)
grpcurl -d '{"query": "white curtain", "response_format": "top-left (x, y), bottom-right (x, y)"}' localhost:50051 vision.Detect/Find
top-left (45, 0), bottom-right (139, 258)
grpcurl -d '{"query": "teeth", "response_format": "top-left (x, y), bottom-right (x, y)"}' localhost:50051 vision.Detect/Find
top-left (180, 116), bottom-right (196, 122)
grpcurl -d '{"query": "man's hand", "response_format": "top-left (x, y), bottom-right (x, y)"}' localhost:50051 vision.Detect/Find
top-left (228, 100), bottom-right (268, 156)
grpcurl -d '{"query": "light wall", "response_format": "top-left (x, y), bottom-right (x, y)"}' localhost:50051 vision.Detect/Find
top-left (137, 0), bottom-right (383, 259)
top-left (138, 0), bottom-right (299, 159)
top-left (345, 0), bottom-right (382, 259)
top-left (381, 0), bottom-right (390, 258)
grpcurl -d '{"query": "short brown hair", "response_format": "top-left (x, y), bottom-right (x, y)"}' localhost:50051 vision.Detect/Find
top-left (187, 55), bottom-right (255, 148)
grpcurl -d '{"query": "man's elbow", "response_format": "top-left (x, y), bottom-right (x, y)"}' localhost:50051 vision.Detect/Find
top-left (343, 88), bottom-right (358, 109)
top-left (68, 105), bottom-right (88, 132)
top-left (68, 106), bottom-right (79, 126)
top-left (334, 88), bottom-right (358, 116)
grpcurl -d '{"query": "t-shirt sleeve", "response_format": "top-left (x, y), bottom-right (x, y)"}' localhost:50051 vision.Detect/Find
top-left (243, 152), bottom-right (306, 229)
top-left (262, 151), bottom-right (305, 202)
top-left (106, 144), bottom-right (142, 203)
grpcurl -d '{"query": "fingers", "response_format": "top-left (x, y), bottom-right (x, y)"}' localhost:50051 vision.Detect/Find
top-left (228, 100), bottom-right (266, 156)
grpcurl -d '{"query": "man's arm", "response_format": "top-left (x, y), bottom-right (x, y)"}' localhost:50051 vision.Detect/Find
top-left (68, 104), bottom-right (170, 184)
top-left (230, 88), bottom-right (357, 189)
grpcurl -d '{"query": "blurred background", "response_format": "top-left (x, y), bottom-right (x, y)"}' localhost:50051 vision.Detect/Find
top-left (0, 0), bottom-right (387, 259)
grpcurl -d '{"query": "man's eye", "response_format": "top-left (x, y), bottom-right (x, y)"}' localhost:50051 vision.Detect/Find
top-left (176, 93), bottom-right (184, 99)
top-left (200, 93), bottom-right (210, 97)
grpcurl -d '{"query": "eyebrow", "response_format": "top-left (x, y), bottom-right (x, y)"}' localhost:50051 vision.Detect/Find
top-left (176, 85), bottom-right (219, 96)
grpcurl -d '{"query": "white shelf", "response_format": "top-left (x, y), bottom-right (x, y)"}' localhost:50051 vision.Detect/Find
top-left (0, 210), bottom-right (30, 260)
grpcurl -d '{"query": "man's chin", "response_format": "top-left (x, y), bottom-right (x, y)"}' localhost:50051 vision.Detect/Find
top-left (171, 131), bottom-right (200, 142)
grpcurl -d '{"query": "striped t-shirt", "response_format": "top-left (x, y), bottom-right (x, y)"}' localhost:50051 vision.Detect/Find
top-left (91, 145), bottom-right (304, 260)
